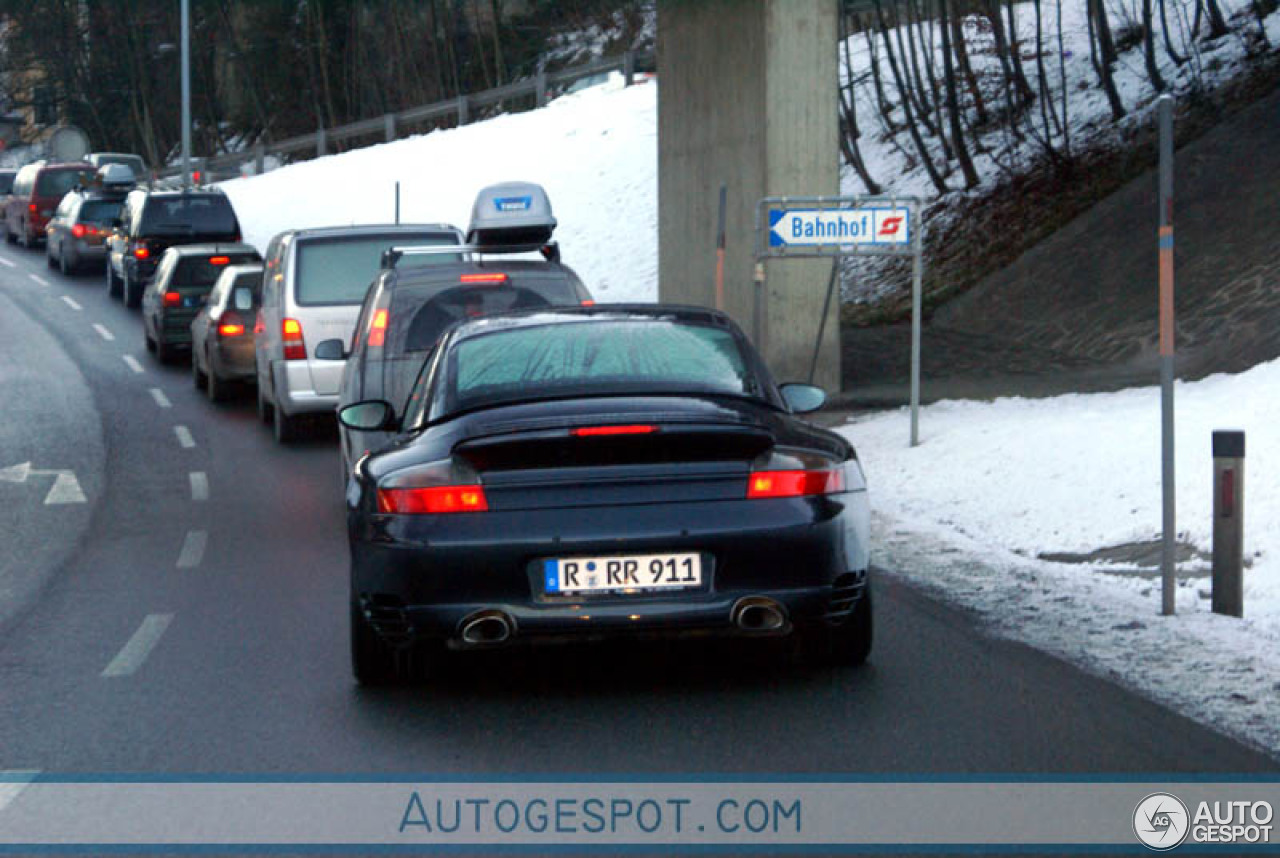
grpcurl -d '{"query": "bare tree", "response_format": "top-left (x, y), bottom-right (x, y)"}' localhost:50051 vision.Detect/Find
top-left (939, 0), bottom-right (979, 187)
top-left (1142, 0), bottom-right (1169, 90)
top-left (1088, 0), bottom-right (1127, 119)
top-left (874, 0), bottom-right (949, 193)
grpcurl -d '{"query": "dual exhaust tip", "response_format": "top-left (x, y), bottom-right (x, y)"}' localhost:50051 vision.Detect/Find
top-left (458, 598), bottom-right (787, 646)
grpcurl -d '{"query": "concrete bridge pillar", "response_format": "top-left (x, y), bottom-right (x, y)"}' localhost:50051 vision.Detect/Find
top-left (657, 0), bottom-right (840, 391)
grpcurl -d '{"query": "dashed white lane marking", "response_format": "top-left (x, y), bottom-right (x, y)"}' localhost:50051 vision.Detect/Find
top-left (174, 425), bottom-right (195, 448)
top-left (0, 256), bottom-right (15, 268)
top-left (176, 530), bottom-right (207, 569)
top-left (149, 388), bottom-right (172, 409)
top-left (123, 355), bottom-right (144, 374)
top-left (93, 323), bottom-right (115, 341)
top-left (102, 615), bottom-right (173, 677)
top-left (60, 295), bottom-right (82, 311)
top-left (0, 770), bottom-right (39, 812)
top-left (29, 274), bottom-right (48, 287)
top-left (44, 472), bottom-right (86, 505)
top-left (189, 471), bottom-right (208, 502)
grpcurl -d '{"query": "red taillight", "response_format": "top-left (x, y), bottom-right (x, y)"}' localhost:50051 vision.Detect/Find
top-left (367, 308), bottom-right (388, 348)
top-left (747, 469), bottom-right (844, 499)
top-left (163, 291), bottom-right (181, 307)
top-left (282, 318), bottom-right (306, 360)
top-left (71, 223), bottom-right (87, 239)
top-left (580, 300), bottom-right (596, 307)
top-left (134, 246), bottom-right (150, 260)
top-left (208, 256), bottom-right (230, 266)
top-left (377, 486), bottom-right (488, 514)
top-left (28, 203), bottom-right (36, 212)
top-left (218, 311), bottom-right (245, 338)
top-left (572, 425), bottom-right (657, 437)
top-left (459, 272), bottom-right (508, 284)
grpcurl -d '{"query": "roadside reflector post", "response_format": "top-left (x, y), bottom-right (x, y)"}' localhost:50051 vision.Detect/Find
top-left (254, 143), bottom-right (265, 176)
top-left (457, 96), bottom-right (470, 126)
top-left (394, 181), bottom-right (401, 225)
top-left (1212, 430), bottom-right (1245, 618)
top-left (1157, 93), bottom-right (1176, 616)
top-left (317, 125), bottom-right (328, 158)
top-left (909, 207), bottom-right (923, 448)
top-left (624, 50), bottom-right (636, 86)
top-left (535, 70), bottom-right (548, 108)
top-left (752, 261), bottom-right (766, 354)
top-left (383, 113), bottom-right (396, 143)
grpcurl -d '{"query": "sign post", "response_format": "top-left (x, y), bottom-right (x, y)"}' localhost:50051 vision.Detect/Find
top-left (1157, 94), bottom-right (1176, 616)
top-left (756, 195), bottom-right (924, 445)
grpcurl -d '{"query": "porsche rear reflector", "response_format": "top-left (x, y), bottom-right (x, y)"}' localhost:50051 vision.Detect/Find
top-left (747, 469), bottom-right (844, 499)
top-left (572, 425), bottom-right (657, 437)
top-left (377, 486), bottom-right (488, 514)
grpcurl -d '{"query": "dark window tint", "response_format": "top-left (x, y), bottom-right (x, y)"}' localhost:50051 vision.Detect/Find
top-left (78, 200), bottom-right (122, 225)
top-left (140, 196), bottom-right (238, 235)
top-left (173, 254), bottom-right (261, 288)
top-left (36, 170), bottom-right (93, 197)
top-left (0, 174), bottom-right (14, 195)
top-left (295, 234), bottom-right (461, 306)
top-left (441, 320), bottom-right (758, 417)
top-left (394, 277), bottom-right (578, 355)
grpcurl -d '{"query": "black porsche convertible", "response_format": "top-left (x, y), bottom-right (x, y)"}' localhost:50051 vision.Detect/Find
top-left (339, 305), bottom-right (872, 683)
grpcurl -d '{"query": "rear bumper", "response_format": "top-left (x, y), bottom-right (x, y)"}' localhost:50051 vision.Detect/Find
top-left (211, 339), bottom-right (257, 381)
top-left (350, 494), bottom-right (871, 646)
top-left (275, 359), bottom-right (339, 415)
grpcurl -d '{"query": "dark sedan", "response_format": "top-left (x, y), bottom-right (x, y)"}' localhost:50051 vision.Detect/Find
top-left (339, 306), bottom-right (872, 684)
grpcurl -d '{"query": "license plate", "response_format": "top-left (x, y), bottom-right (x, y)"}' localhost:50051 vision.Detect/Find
top-left (184, 295), bottom-right (206, 308)
top-left (543, 553), bottom-right (702, 595)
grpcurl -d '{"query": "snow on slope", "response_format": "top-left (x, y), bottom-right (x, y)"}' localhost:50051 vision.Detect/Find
top-left (841, 361), bottom-right (1280, 754)
top-left (218, 77), bottom-right (657, 304)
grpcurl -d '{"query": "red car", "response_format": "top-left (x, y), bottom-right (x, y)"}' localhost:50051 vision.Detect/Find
top-left (4, 161), bottom-right (95, 248)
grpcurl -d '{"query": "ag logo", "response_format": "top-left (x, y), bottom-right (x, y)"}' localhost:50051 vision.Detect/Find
top-left (1134, 793), bottom-right (1190, 850)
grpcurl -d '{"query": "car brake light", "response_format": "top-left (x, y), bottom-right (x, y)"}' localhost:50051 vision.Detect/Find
top-left (746, 469), bottom-right (844, 499)
top-left (572, 425), bottom-right (657, 437)
top-left (71, 224), bottom-right (86, 239)
top-left (28, 203), bottom-right (36, 212)
top-left (367, 309), bottom-right (388, 347)
top-left (163, 291), bottom-right (181, 307)
top-left (282, 318), bottom-right (306, 360)
top-left (459, 272), bottom-right (508, 284)
top-left (218, 311), bottom-right (245, 338)
top-left (209, 256), bottom-right (230, 265)
top-left (581, 300), bottom-right (596, 307)
top-left (377, 485), bottom-right (488, 514)
top-left (134, 246), bottom-right (150, 260)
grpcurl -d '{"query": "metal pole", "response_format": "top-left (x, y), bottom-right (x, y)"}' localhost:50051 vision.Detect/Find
top-left (1158, 94), bottom-right (1176, 616)
top-left (180, 0), bottom-right (191, 191)
top-left (714, 184), bottom-right (727, 311)
top-left (909, 202), bottom-right (923, 447)
top-left (1211, 430), bottom-right (1245, 618)
top-left (394, 181), bottom-right (400, 225)
top-left (752, 262), bottom-right (766, 352)
top-left (808, 259), bottom-right (839, 386)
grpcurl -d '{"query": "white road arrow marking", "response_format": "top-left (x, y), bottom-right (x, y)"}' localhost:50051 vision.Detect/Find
top-left (0, 462), bottom-right (87, 504)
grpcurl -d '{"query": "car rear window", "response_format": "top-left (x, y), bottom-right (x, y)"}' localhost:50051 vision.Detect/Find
top-left (441, 319), bottom-right (758, 416)
top-left (36, 170), bottom-right (94, 197)
top-left (0, 174), bottom-right (14, 195)
top-left (173, 254), bottom-right (261, 288)
top-left (295, 234), bottom-right (461, 306)
top-left (393, 274), bottom-right (580, 354)
top-left (79, 200), bottom-right (122, 225)
top-left (141, 196), bottom-right (238, 235)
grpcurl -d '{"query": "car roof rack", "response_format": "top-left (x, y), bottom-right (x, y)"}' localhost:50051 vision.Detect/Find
top-left (381, 241), bottom-right (560, 270)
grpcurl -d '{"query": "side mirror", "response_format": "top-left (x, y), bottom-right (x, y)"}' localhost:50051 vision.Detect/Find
top-left (314, 338), bottom-right (347, 361)
top-left (338, 400), bottom-right (396, 431)
top-left (779, 383), bottom-right (826, 414)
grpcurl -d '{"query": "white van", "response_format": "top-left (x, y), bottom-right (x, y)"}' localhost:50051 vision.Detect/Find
top-left (254, 224), bottom-right (463, 442)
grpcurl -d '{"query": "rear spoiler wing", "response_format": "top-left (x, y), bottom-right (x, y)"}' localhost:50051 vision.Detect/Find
top-left (381, 241), bottom-right (560, 270)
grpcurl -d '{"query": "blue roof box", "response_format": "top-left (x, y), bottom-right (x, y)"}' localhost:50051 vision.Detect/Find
top-left (466, 181), bottom-right (557, 248)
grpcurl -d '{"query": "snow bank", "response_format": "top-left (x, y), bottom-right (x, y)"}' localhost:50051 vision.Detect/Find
top-left (218, 77), bottom-right (657, 304)
top-left (841, 361), bottom-right (1280, 753)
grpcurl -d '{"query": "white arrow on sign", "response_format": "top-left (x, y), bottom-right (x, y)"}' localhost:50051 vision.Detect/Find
top-left (0, 462), bottom-right (86, 505)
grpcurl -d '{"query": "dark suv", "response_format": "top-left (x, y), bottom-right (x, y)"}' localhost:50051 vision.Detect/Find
top-left (106, 188), bottom-right (241, 308)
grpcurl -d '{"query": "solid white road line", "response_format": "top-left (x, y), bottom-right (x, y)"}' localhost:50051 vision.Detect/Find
top-left (0, 256), bottom-right (15, 268)
top-left (0, 770), bottom-right (40, 813)
top-left (29, 274), bottom-right (48, 287)
top-left (123, 355), bottom-right (144, 374)
top-left (101, 615), bottom-right (173, 677)
top-left (93, 323), bottom-right (115, 341)
top-left (176, 530), bottom-right (207, 569)
top-left (60, 295), bottom-right (82, 311)
top-left (189, 471), bottom-right (209, 502)
top-left (174, 425), bottom-right (195, 448)
top-left (149, 388), bottom-right (172, 409)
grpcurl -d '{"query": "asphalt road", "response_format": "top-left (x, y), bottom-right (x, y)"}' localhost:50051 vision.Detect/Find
top-left (0, 241), bottom-right (1274, 781)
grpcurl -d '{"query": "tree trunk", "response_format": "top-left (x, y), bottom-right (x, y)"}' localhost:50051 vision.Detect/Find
top-left (1157, 0), bottom-right (1187, 64)
top-left (1202, 0), bottom-right (1229, 39)
top-left (1142, 0), bottom-right (1168, 90)
top-left (1002, 0), bottom-right (1036, 105)
top-left (838, 8), bottom-right (882, 194)
top-left (1089, 0), bottom-right (1127, 119)
top-left (940, 0), bottom-right (979, 188)
top-left (875, 0), bottom-right (948, 194)
top-left (949, 6), bottom-right (988, 126)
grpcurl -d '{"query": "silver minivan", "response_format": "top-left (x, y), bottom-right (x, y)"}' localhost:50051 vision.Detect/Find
top-left (254, 224), bottom-right (463, 443)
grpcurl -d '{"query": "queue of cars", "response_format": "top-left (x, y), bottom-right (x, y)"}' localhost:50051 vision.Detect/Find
top-left (4, 166), bottom-right (874, 685)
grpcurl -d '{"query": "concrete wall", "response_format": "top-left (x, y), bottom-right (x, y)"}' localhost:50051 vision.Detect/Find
top-left (657, 0), bottom-right (839, 391)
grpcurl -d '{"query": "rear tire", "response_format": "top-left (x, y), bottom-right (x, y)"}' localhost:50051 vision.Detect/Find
top-left (4, 223), bottom-right (14, 244)
top-left (256, 379), bottom-right (273, 423)
top-left (58, 248), bottom-right (70, 276)
top-left (192, 349), bottom-right (207, 390)
top-left (46, 246), bottom-right (56, 269)
top-left (273, 400), bottom-right (299, 443)
top-left (106, 263), bottom-right (122, 298)
top-left (155, 337), bottom-right (176, 364)
top-left (350, 597), bottom-right (396, 686)
top-left (122, 272), bottom-right (141, 308)
top-left (205, 357), bottom-right (226, 403)
top-left (798, 589), bottom-right (873, 668)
